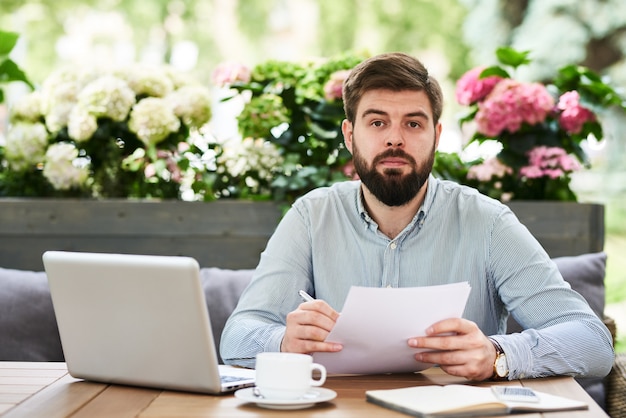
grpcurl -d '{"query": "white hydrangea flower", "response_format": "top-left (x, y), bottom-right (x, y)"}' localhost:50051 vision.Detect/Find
top-left (77, 75), bottom-right (136, 122)
top-left (4, 122), bottom-right (49, 170)
top-left (9, 91), bottom-right (44, 123)
top-left (42, 86), bottom-right (79, 133)
top-left (168, 85), bottom-right (212, 128)
top-left (119, 66), bottom-right (174, 98)
top-left (128, 97), bottom-right (181, 146)
top-left (38, 67), bottom-right (94, 132)
top-left (67, 107), bottom-right (98, 142)
top-left (218, 137), bottom-right (283, 181)
top-left (42, 142), bottom-right (90, 190)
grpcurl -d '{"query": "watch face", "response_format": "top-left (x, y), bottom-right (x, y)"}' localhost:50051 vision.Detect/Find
top-left (495, 355), bottom-right (508, 377)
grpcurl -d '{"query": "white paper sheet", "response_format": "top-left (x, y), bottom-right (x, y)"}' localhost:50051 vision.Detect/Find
top-left (313, 282), bottom-right (471, 374)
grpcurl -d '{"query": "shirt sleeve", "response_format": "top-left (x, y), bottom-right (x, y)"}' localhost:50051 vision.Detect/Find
top-left (488, 209), bottom-right (614, 379)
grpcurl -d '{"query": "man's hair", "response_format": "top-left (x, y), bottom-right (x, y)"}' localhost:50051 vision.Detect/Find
top-left (342, 52), bottom-right (444, 125)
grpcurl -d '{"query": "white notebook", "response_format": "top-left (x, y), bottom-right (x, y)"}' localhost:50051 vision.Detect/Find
top-left (43, 250), bottom-right (255, 394)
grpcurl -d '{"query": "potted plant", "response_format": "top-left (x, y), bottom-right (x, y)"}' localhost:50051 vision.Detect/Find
top-left (208, 52), bottom-right (367, 202)
top-left (2, 63), bottom-right (212, 199)
top-left (448, 46), bottom-right (625, 202)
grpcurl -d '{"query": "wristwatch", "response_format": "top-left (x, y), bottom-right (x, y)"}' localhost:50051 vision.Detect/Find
top-left (489, 337), bottom-right (509, 380)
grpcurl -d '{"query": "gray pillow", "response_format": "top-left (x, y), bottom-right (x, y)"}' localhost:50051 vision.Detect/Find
top-left (552, 252), bottom-right (607, 319)
top-left (200, 267), bottom-right (254, 364)
top-left (0, 267), bottom-right (64, 361)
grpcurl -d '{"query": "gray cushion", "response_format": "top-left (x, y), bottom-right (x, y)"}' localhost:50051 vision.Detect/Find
top-left (200, 267), bottom-right (254, 364)
top-left (552, 252), bottom-right (606, 318)
top-left (0, 267), bottom-right (64, 361)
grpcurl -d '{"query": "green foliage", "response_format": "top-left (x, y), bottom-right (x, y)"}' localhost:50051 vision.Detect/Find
top-left (0, 30), bottom-right (33, 103)
top-left (221, 52), bottom-right (367, 202)
top-left (494, 46), bottom-right (531, 69)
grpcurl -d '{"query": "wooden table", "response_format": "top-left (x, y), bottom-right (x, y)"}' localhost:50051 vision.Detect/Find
top-left (0, 362), bottom-right (608, 417)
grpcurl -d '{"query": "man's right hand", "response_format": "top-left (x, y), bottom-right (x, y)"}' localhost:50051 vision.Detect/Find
top-left (281, 300), bottom-right (343, 354)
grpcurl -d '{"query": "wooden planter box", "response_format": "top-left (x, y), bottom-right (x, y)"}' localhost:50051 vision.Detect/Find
top-left (0, 199), bottom-right (603, 272)
top-left (0, 199), bottom-right (283, 271)
top-left (506, 201), bottom-right (604, 257)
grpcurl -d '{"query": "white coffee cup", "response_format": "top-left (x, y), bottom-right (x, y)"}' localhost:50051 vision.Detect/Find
top-left (255, 352), bottom-right (327, 400)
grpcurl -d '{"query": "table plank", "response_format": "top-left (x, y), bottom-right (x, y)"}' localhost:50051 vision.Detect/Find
top-left (0, 362), bottom-right (67, 370)
top-left (71, 385), bottom-right (162, 418)
top-left (2, 374), bottom-right (106, 418)
top-left (522, 377), bottom-right (607, 417)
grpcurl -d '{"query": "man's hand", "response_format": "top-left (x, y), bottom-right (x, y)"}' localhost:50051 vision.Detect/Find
top-left (281, 300), bottom-right (343, 354)
top-left (408, 318), bottom-right (497, 381)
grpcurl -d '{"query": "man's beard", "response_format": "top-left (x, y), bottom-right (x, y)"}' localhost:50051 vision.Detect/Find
top-left (352, 139), bottom-right (435, 207)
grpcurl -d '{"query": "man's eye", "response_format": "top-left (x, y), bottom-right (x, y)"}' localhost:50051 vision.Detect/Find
top-left (371, 120), bottom-right (384, 127)
top-left (408, 121), bottom-right (421, 128)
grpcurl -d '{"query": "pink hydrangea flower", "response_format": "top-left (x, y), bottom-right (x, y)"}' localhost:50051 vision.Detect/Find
top-left (557, 91), bottom-right (596, 134)
top-left (455, 66), bottom-right (502, 106)
top-left (211, 62), bottom-right (252, 87)
top-left (323, 69), bottom-right (351, 101)
top-left (520, 146), bottom-right (581, 179)
top-left (475, 79), bottom-right (554, 137)
top-left (467, 158), bottom-right (513, 182)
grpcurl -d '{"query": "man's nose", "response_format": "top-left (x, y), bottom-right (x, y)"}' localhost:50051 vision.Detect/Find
top-left (385, 126), bottom-right (405, 147)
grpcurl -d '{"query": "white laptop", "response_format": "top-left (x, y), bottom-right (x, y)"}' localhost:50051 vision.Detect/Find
top-left (42, 250), bottom-right (255, 394)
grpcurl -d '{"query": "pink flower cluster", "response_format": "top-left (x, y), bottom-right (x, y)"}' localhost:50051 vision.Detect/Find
top-left (456, 67), bottom-right (598, 140)
top-left (474, 79), bottom-right (555, 137)
top-left (211, 62), bottom-right (252, 87)
top-left (455, 66), bottom-right (502, 106)
top-left (323, 69), bottom-right (351, 101)
top-left (520, 146), bottom-right (581, 179)
top-left (467, 157), bottom-right (513, 182)
top-left (557, 91), bottom-right (596, 134)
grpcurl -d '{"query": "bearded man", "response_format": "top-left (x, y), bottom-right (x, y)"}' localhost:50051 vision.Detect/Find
top-left (220, 53), bottom-right (613, 382)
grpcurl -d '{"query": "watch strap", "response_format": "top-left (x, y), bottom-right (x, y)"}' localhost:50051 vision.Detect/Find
top-left (489, 337), bottom-right (508, 380)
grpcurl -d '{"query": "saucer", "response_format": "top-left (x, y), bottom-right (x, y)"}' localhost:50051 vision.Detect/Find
top-left (234, 387), bottom-right (337, 410)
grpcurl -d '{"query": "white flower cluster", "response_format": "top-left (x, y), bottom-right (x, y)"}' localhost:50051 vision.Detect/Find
top-left (4, 122), bottom-right (48, 171)
top-left (128, 97), bottom-right (181, 145)
top-left (42, 143), bottom-right (89, 190)
top-left (6, 64), bottom-right (213, 193)
top-left (217, 137), bottom-right (284, 190)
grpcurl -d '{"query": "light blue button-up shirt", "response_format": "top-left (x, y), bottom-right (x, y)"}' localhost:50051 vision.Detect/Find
top-left (220, 176), bottom-right (614, 379)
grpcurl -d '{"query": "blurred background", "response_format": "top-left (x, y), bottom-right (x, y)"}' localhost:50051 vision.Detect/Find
top-left (1, 0), bottom-right (625, 346)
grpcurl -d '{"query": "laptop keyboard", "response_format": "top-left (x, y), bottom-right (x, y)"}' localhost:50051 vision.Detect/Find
top-left (221, 375), bottom-right (250, 383)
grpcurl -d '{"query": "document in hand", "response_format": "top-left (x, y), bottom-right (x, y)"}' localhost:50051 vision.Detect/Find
top-left (365, 384), bottom-right (588, 417)
top-left (313, 282), bottom-right (471, 374)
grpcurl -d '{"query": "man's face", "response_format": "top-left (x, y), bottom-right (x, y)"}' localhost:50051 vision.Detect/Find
top-left (342, 89), bottom-right (441, 206)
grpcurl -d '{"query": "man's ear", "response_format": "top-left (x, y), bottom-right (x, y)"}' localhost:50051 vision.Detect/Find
top-left (434, 122), bottom-right (442, 150)
top-left (342, 119), bottom-right (354, 154)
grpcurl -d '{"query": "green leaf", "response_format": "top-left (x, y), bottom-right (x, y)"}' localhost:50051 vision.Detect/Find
top-left (495, 47), bottom-right (531, 68)
top-left (0, 59), bottom-right (34, 88)
top-left (480, 66), bottom-right (510, 79)
top-left (0, 31), bottom-right (19, 57)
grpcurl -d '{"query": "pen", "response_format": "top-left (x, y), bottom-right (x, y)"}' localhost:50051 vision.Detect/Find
top-left (298, 289), bottom-right (315, 302)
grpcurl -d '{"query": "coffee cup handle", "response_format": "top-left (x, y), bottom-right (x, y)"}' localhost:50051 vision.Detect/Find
top-left (310, 363), bottom-right (327, 386)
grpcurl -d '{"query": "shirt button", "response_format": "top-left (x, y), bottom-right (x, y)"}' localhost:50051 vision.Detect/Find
top-left (390, 242), bottom-right (397, 249)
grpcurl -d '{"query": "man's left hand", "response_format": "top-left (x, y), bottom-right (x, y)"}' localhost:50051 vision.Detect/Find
top-left (407, 318), bottom-right (497, 381)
